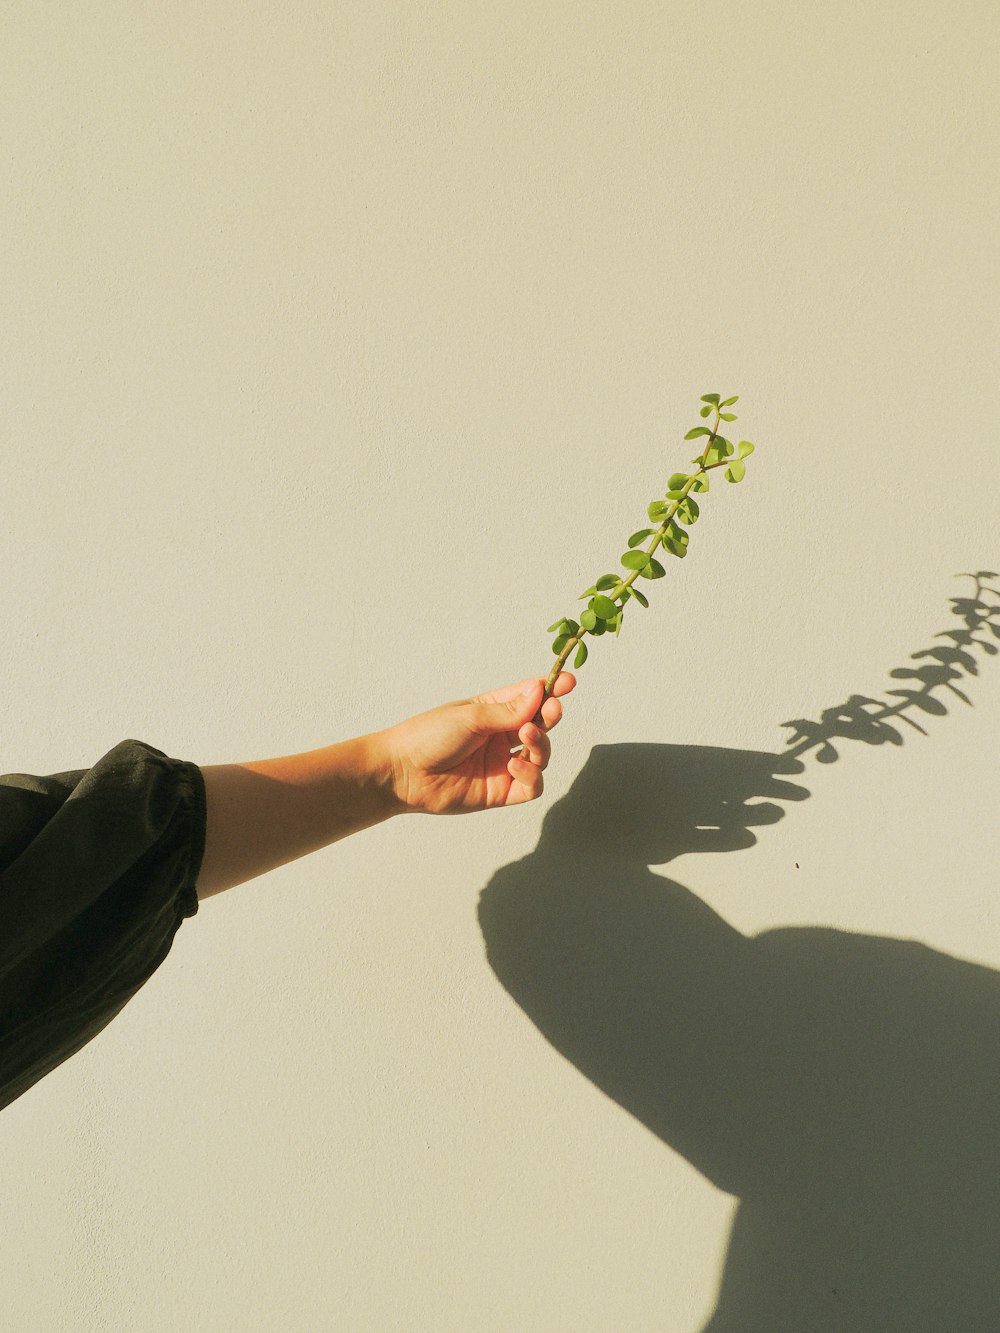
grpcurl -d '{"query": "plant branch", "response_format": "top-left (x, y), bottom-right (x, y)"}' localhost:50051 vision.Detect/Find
top-left (540, 404), bottom-right (736, 700)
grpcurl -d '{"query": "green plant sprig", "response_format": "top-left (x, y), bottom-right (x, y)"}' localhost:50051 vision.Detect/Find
top-left (541, 393), bottom-right (755, 698)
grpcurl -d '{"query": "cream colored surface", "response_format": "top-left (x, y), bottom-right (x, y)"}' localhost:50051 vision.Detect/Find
top-left (2, 2), bottom-right (998, 1328)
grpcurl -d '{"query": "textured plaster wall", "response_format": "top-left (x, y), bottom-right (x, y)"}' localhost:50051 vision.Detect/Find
top-left (2, 2), bottom-right (998, 1329)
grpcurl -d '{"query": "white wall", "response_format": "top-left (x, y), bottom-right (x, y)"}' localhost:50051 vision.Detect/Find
top-left (2, 2), bottom-right (998, 1328)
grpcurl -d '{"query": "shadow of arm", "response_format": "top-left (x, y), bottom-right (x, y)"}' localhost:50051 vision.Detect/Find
top-left (479, 852), bottom-right (757, 1192)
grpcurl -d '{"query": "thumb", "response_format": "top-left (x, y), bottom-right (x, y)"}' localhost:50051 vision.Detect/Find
top-left (469, 680), bottom-right (544, 735)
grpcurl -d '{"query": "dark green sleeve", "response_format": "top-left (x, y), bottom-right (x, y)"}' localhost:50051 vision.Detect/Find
top-left (0, 739), bottom-right (207, 1112)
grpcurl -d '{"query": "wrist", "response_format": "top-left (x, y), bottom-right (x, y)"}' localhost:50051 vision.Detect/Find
top-left (359, 728), bottom-right (409, 818)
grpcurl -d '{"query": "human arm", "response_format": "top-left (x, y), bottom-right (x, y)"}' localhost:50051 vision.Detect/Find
top-left (195, 673), bottom-right (575, 900)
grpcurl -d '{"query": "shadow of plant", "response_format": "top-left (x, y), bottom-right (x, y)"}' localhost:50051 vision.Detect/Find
top-left (479, 573), bottom-right (1000, 1332)
top-left (780, 571), bottom-right (1000, 760)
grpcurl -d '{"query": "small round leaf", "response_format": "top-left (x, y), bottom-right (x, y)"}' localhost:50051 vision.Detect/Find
top-left (628, 528), bottom-right (654, 548)
top-left (704, 441), bottom-right (725, 466)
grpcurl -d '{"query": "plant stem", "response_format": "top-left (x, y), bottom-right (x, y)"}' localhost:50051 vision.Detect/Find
top-left (539, 408), bottom-right (727, 702)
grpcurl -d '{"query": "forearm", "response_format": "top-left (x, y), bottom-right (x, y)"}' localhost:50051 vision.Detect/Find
top-left (195, 731), bottom-right (401, 900)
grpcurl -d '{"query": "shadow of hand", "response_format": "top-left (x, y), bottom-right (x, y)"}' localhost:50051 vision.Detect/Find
top-left (479, 742), bottom-right (1000, 1331)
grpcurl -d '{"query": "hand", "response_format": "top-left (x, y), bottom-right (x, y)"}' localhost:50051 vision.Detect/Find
top-left (377, 673), bottom-right (576, 814)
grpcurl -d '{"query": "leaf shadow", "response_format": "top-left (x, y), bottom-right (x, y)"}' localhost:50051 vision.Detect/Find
top-left (779, 571), bottom-right (1000, 760)
top-left (479, 573), bottom-right (1000, 1331)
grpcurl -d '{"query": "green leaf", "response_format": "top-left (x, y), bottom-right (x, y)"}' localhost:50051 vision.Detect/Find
top-left (665, 521), bottom-right (689, 548)
top-left (704, 437), bottom-right (732, 466)
top-left (552, 398), bottom-right (755, 665)
top-left (627, 528), bottom-right (654, 548)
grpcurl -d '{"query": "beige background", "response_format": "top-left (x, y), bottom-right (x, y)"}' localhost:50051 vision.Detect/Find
top-left (2, 1), bottom-right (998, 1329)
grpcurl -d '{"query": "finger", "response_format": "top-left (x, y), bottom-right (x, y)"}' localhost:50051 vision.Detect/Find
top-left (516, 722), bottom-right (551, 768)
top-left (510, 691), bottom-right (563, 758)
top-left (538, 696), bottom-right (563, 732)
top-left (472, 672), bottom-right (576, 709)
top-left (549, 671), bottom-right (577, 698)
top-left (506, 753), bottom-right (543, 802)
top-left (472, 678), bottom-right (546, 707)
